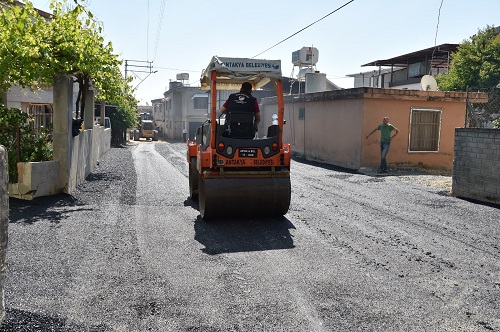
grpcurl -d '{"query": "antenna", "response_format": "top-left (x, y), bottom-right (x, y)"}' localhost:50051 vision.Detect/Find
top-left (420, 75), bottom-right (438, 91)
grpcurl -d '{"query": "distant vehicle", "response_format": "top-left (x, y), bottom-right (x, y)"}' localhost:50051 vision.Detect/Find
top-left (95, 116), bottom-right (111, 129)
top-left (133, 112), bottom-right (158, 141)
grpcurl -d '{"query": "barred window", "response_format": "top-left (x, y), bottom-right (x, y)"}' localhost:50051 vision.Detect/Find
top-left (27, 104), bottom-right (53, 131)
top-left (409, 108), bottom-right (441, 152)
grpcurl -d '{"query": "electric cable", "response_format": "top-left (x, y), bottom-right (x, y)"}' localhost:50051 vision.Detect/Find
top-left (154, 66), bottom-right (200, 73)
top-left (152, 0), bottom-right (166, 63)
top-left (430, 0), bottom-right (444, 75)
top-left (252, 0), bottom-right (355, 59)
top-left (146, 0), bottom-right (150, 61)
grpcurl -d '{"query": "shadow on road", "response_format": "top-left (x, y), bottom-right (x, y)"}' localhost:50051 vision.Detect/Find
top-left (292, 157), bottom-right (358, 174)
top-left (9, 194), bottom-right (91, 225)
top-left (194, 215), bottom-right (296, 255)
top-left (0, 307), bottom-right (108, 332)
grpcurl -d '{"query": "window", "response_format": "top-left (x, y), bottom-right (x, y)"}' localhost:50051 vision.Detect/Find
top-left (27, 104), bottom-right (53, 131)
top-left (409, 108), bottom-right (442, 152)
top-left (193, 95), bottom-right (208, 109)
top-left (298, 107), bottom-right (305, 120)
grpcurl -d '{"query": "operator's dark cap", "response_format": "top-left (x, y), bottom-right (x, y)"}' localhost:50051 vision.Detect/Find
top-left (241, 82), bottom-right (252, 91)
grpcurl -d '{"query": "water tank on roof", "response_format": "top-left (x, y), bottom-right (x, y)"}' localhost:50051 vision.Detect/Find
top-left (292, 47), bottom-right (319, 66)
top-left (176, 73), bottom-right (189, 81)
top-left (305, 72), bottom-right (327, 93)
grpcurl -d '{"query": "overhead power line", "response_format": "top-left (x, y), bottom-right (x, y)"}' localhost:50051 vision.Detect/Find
top-left (146, 0), bottom-right (150, 61)
top-left (152, 0), bottom-right (167, 63)
top-left (430, 0), bottom-right (445, 74)
top-left (154, 66), bottom-right (200, 73)
top-left (252, 0), bottom-right (355, 58)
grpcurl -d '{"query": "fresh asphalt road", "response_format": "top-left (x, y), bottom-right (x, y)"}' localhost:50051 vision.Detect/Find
top-left (3, 141), bottom-right (499, 331)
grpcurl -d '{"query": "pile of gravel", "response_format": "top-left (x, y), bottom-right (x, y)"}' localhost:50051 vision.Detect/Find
top-left (358, 166), bottom-right (452, 193)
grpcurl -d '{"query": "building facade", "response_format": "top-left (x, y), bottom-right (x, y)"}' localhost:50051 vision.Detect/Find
top-left (160, 82), bottom-right (208, 141)
top-left (348, 44), bottom-right (459, 90)
top-left (261, 87), bottom-right (468, 170)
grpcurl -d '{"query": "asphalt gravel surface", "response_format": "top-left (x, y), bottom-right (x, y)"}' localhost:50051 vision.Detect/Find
top-left (3, 141), bottom-right (500, 331)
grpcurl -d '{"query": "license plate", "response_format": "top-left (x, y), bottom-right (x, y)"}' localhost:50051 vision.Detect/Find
top-left (238, 148), bottom-right (257, 158)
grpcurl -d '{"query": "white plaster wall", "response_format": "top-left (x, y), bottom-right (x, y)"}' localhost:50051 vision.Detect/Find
top-left (67, 127), bottom-right (111, 193)
top-left (9, 161), bottom-right (60, 199)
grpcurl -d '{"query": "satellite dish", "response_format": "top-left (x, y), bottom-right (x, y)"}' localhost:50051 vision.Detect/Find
top-left (421, 75), bottom-right (438, 91)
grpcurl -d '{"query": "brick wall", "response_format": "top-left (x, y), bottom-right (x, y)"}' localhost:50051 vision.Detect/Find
top-left (452, 128), bottom-right (500, 204)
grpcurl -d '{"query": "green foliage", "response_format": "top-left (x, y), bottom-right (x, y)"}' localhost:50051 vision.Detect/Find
top-left (437, 26), bottom-right (500, 91)
top-left (0, 0), bottom-right (137, 121)
top-left (0, 101), bottom-right (53, 183)
top-left (494, 117), bottom-right (500, 128)
top-left (0, 1), bottom-right (49, 91)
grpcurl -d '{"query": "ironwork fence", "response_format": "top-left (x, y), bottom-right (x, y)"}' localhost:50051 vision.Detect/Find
top-left (465, 87), bottom-right (500, 128)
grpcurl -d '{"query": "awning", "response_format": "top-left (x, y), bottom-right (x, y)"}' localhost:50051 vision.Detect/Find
top-left (191, 93), bottom-right (208, 99)
top-left (200, 56), bottom-right (282, 91)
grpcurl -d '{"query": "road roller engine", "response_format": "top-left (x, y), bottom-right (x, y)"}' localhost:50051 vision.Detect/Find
top-left (187, 56), bottom-right (291, 219)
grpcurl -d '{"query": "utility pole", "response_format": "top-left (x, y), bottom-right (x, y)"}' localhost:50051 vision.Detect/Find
top-left (124, 60), bottom-right (155, 79)
top-left (124, 60), bottom-right (158, 89)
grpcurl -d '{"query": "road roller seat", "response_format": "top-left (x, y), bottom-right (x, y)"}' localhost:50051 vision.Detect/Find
top-left (223, 111), bottom-right (255, 139)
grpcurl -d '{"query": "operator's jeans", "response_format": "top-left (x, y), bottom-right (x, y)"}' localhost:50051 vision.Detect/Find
top-left (380, 141), bottom-right (390, 170)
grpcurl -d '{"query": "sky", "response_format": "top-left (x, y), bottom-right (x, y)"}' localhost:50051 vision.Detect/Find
top-left (29, 0), bottom-right (500, 105)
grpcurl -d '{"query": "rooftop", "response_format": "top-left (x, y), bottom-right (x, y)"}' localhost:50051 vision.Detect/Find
top-left (362, 43), bottom-right (459, 68)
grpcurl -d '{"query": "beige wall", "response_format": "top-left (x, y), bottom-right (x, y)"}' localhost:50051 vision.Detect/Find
top-left (362, 95), bottom-right (465, 169)
top-left (262, 88), bottom-right (467, 170)
top-left (262, 96), bottom-right (364, 169)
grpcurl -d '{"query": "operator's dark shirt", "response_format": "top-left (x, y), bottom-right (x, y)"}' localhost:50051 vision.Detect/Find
top-left (223, 92), bottom-right (260, 114)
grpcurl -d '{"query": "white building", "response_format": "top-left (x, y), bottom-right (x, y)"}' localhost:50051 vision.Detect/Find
top-left (157, 81), bottom-right (208, 141)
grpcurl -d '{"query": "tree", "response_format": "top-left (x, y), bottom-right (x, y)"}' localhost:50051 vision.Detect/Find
top-left (0, 0), bottom-right (137, 122)
top-left (0, 1), bottom-right (49, 91)
top-left (437, 26), bottom-right (500, 91)
top-left (43, 1), bottom-right (136, 118)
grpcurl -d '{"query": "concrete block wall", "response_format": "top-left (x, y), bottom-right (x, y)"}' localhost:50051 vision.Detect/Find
top-left (8, 161), bottom-right (60, 200)
top-left (453, 128), bottom-right (500, 204)
top-left (0, 146), bottom-right (8, 324)
top-left (67, 126), bottom-right (111, 194)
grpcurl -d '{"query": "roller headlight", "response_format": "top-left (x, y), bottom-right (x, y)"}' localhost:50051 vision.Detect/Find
top-left (226, 145), bottom-right (233, 155)
top-left (263, 146), bottom-right (271, 155)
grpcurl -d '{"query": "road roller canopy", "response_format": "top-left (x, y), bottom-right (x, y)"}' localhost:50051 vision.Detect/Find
top-left (200, 56), bottom-right (282, 91)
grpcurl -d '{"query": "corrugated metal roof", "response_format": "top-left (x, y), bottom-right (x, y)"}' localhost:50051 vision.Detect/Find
top-left (362, 43), bottom-right (459, 68)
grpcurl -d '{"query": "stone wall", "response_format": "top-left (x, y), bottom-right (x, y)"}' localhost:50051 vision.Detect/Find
top-left (0, 146), bottom-right (8, 324)
top-left (453, 128), bottom-right (500, 204)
